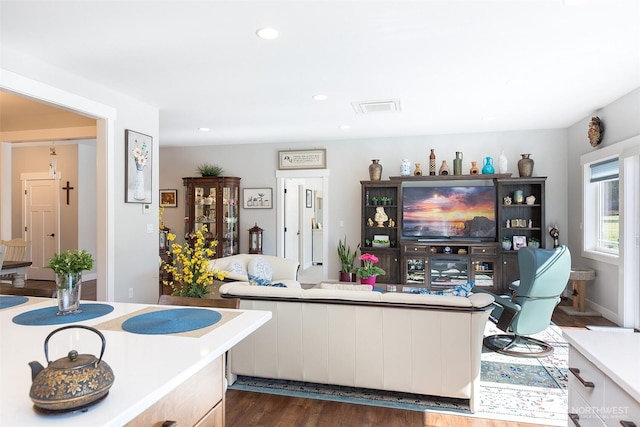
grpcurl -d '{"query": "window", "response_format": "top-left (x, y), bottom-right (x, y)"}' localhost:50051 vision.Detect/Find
top-left (585, 158), bottom-right (619, 256)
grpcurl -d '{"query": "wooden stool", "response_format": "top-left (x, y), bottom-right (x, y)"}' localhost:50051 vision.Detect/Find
top-left (559, 268), bottom-right (599, 316)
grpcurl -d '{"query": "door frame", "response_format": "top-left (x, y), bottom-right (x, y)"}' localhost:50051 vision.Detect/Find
top-left (276, 169), bottom-right (330, 282)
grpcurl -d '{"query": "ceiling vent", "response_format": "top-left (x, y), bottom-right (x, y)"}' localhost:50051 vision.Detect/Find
top-left (352, 99), bottom-right (401, 114)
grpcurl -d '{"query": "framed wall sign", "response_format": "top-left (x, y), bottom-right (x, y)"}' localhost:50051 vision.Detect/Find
top-left (243, 188), bottom-right (272, 209)
top-left (160, 189), bottom-right (178, 207)
top-left (125, 129), bottom-right (152, 203)
top-left (278, 149), bottom-right (326, 170)
top-left (512, 235), bottom-right (527, 250)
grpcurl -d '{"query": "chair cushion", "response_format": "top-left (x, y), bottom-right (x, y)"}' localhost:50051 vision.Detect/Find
top-left (247, 257), bottom-right (273, 286)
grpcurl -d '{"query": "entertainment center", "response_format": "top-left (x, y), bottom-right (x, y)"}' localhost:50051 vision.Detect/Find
top-left (361, 175), bottom-right (546, 293)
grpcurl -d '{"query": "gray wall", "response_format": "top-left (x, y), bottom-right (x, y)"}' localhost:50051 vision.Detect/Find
top-left (161, 128), bottom-right (569, 282)
top-left (566, 87), bottom-right (640, 322)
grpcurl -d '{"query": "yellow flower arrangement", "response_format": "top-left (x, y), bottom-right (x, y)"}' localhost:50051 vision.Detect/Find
top-left (162, 225), bottom-right (227, 298)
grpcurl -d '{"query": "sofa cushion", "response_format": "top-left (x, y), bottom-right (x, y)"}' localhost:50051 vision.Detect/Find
top-left (227, 261), bottom-right (248, 277)
top-left (319, 283), bottom-right (373, 292)
top-left (247, 257), bottom-right (273, 286)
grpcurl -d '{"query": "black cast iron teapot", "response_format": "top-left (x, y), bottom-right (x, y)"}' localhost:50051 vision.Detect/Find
top-left (29, 325), bottom-right (115, 411)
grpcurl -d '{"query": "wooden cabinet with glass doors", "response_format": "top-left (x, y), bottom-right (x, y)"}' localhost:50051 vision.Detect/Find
top-left (183, 176), bottom-right (241, 258)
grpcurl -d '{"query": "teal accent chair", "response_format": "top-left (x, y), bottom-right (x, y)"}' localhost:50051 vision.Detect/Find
top-left (481, 245), bottom-right (571, 357)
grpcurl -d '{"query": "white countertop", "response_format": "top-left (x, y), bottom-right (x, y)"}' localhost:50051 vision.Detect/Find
top-left (563, 329), bottom-right (640, 403)
top-left (0, 297), bottom-right (271, 427)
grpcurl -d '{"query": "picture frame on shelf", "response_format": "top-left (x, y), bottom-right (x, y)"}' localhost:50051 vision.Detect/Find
top-left (159, 189), bottom-right (177, 207)
top-left (512, 235), bottom-right (527, 250)
top-left (243, 188), bottom-right (272, 209)
top-left (125, 129), bottom-right (152, 203)
top-left (306, 189), bottom-right (312, 208)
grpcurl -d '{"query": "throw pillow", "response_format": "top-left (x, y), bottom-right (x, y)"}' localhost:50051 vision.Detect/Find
top-left (226, 261), bottom-right (247, 277)
top-left (410, 281), bottom-right (474, 297)
top-left (247, 257), bottom-right (273, 286)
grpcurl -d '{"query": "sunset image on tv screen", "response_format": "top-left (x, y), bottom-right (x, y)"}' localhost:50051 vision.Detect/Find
top-left (402, 186), bottom-right (496, 238)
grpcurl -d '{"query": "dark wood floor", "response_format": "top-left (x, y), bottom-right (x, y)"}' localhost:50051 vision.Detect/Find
top-left (18, 280), bottom-right (618, 426)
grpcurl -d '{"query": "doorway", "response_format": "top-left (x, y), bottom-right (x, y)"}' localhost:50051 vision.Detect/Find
top-left (276, 169), bottom-right (329, 284)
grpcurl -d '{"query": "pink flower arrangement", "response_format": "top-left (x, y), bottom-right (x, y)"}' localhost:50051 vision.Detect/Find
top-left (355, 253), bottom-right (386, 278)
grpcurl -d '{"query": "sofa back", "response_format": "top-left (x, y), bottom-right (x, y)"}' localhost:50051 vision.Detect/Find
top-left (209, 254), bottom-right (300, 282)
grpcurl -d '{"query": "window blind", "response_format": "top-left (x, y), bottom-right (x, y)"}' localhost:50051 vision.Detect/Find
top-left (590, 158), bottom-right (619, 183)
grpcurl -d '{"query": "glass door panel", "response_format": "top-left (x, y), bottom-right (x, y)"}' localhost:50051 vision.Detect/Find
top-left (405, 258), bottom-right (426, 284)
top-left (430, 258), bottom-right (469, 288)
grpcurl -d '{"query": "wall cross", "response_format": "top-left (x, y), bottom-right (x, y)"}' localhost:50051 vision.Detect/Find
top-left (62, 181), bottom-right (74, 205)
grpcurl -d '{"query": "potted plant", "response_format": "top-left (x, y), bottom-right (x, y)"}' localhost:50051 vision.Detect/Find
top-left (337, 237), bottom-right (359, 282)
top-left (46, 249), bottom-right (95, 315)
top-left (162, 225), bottom-right (227, 298)
top-left (528, 237), bottom-right (540, 248)
top-left (355, 253), bottom-right (386, 286)
top-left (502, 237), bottom-right (512, 251)
top-left (197, 163), bottom-right (224, 177)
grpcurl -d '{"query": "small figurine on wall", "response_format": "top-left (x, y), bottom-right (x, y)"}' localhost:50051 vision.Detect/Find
top-left (549, 224), bottom-right (560, 248)
top-left (588, 116), bottom-right (604, 147)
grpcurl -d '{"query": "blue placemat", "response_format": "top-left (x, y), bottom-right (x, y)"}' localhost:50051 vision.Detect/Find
top-left (0, 295), bottom-right (29, 310)
top-left (121, 308), bottom-right (222, 335)
top-left (12, 303), bottom-right (114, 326)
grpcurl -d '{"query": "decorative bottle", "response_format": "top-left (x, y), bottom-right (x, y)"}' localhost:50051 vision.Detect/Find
top-left (429, 149), bottom-right (436, 176)
top-left (414, 163), bottom-right (423, 176)
top-left (369, 159), bottom-right (382, 181)
top-left (470, 161), bottom-right (479, 175)
top-left (481, 157), bottom-right (495, 174)
top-left (453, 152), bottom-right (463, 175)
top-left (517, 154), bottom-right (534, 177)
top-left (400, 159), bottom-right (411, 176)
top-left (498, 150), bottom-right (508, 174)
top-left (438, 160), bottom-right (450, 176)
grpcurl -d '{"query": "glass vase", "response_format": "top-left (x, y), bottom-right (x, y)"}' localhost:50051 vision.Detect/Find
top-left (481, 157), bottom-right (495, 174)
top-left (56, 272), bottom-right (82, 315)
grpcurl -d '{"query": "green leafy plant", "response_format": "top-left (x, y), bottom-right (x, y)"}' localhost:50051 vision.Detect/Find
top-left (197, 163), bottom-right (224, 177)
top-left (355, 253), bottom-right (386, 278)
top-left (46, 249), bottom-right (95, 274)
top-left (337, 236), bottom-right (360, 273)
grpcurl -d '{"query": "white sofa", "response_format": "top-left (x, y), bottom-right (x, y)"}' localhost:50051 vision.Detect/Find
top-left (219, 282), bottom-right (494, 413)
top-left (208, 254), bottom-right (301, 288)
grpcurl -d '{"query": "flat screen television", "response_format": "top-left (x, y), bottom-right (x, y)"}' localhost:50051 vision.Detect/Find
top-left (402, 185), bottom-right (496, 240)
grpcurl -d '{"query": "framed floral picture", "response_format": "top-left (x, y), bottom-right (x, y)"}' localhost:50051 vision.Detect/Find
top-left (243, 188), bottom-right (272, 209)
top-left (125, 129), bottom-right (152, 203)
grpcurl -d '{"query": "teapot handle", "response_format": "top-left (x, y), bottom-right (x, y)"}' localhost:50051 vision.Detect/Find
top-left (44, 325), bottom-right (106, 365)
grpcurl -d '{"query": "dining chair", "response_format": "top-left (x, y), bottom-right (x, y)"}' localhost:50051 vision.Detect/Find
top-left (0, 239), bottom-right (29, 285)
top-left (158, 294), bottom-right (240, 309)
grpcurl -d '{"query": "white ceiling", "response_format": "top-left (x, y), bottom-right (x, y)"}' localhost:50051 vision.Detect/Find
top-left (1, 0), bottom-right (639, 147)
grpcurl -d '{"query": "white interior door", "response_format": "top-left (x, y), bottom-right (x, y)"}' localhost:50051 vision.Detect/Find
top-left (23, 174), bottom-right (59, 280)
top-left (284, 180), bottom-right (300, 261)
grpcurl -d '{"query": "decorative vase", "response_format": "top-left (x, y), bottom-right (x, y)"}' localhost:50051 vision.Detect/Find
top-left (339, 271), bottom-right (356, 282)
top-left (513, 190), bottom-right (524, 204)
top-left (470, 161), bottom-right (479, 175)
top-left (438, 160), bottom-right (450, 176)
top-left (517, 154), bottom-right (534, 177)
top-left (429, 149), bottom-right (436, 176)
top-left (481, 157), bottom-right (495, 174)
top-left (133, 164), bottom-right (145, 200)
top-left (400, 159), bottom-right (411, 176)
top-left (414, 163), bottom-right (423, 176)
top-left (453, 152), bottom-right (463, 175)
top-left (56, 272), bottom-right (82, 315)
top-left (369, 159), bottom-right (382, 181)
top-left (498, 150), bottom-right (508, 174)
top-left (502, 240), bottom-right (512, 251)
top-left (360, 276), bottom-right (376, 287)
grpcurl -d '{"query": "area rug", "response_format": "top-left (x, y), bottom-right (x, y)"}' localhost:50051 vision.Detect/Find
top-left (229, 323), bottom-right (568, 426)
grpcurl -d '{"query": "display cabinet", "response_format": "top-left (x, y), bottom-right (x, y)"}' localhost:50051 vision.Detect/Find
top-left (361, 181), bottom-right (401, 284)
top-left (183, 176), bottom-right (241, 258)
top-left (496, 177), bottom-right (546, 287)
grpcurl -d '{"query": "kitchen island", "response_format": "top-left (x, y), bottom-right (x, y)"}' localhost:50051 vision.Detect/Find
top-left (0, 296), bottom-right (271, 426)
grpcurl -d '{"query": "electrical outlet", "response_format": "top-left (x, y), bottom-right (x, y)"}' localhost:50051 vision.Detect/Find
top-left (146, 224), bottom-right (154, 233)
top-left (128, 288), bottom-right (134, 299)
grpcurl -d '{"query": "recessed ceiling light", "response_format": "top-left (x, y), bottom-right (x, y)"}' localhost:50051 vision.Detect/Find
top-left (339, 125), bottom-right (351, 130)
top-left (256, 27), bottom-right (279, 40)
top-left (199, 127), bottom-right (210, 132)
top-left (312, 94), bottom-right (328, 101)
